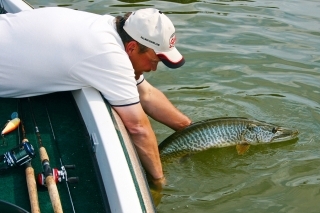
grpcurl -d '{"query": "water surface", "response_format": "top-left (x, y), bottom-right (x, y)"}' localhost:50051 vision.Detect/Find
top-left (25, 0), bottom-right (320, 212)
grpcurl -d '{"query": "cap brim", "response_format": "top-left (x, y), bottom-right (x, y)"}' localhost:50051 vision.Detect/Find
top-left (156, 47), bottom-right (185, 69)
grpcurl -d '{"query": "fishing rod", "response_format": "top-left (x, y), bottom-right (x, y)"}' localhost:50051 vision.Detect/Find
top-left (28, 98), bottom-right (63, 213)
top-left (39, 99), bottom-right (78, 213)
top-left (18, 99), bottom-right (41, 213)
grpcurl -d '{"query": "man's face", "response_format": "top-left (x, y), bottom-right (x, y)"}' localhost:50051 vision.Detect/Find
top-left (126, 41), bottom-right (160, 79)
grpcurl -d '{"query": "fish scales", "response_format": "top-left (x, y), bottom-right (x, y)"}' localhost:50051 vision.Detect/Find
top-left (158, 117), bottom-right (299, 160)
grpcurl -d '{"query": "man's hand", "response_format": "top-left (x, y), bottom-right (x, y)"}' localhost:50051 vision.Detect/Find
top-left (148, 174), bottom-right (166, 206)
top-left (148, 174), bottom-right (166, 191)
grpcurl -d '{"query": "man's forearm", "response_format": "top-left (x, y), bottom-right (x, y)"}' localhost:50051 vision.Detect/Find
top-left (139, 83), bottom-right (191, 131)
top-left (129, 124), bottom-right (163, 179)
top-left (113, 104), bottom-right (164, 179)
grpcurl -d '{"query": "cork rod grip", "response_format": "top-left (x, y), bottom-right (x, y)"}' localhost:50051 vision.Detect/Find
top-left (39, 147), bottom-right (49, 162)
top-left (46, 175), bottom-right (63, 213)
top-left (25, 164), bottom-right (41, 213)
top-left (39, 147), bottom-right (63, 213)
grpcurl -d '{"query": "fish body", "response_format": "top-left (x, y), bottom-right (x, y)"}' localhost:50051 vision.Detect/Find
top-left (159, 117), bottom-right (299, 160)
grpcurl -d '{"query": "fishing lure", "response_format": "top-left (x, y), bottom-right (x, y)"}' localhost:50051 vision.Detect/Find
top-left (1, 112), bottom-right (20, 135)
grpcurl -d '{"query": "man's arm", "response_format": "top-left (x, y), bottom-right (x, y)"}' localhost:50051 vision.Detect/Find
top-left (113, 103), bottom-right (164, 183)
top-left (138, 79), bottom-right (192, 131)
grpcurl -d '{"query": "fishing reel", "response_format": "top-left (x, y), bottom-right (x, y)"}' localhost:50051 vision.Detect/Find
top-left (0, 141), bottom-right (36, 171)
top-left (37, 165), bottom-right (79, 187)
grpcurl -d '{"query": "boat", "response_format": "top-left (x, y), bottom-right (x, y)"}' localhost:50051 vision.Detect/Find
top-left (0, 0), bottom-right (156, 212)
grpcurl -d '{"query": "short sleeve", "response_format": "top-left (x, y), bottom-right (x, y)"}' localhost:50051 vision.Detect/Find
top-left (136, 75), bottom-right (144, 85)
top-left (69, 48), bottom-right (140, 106)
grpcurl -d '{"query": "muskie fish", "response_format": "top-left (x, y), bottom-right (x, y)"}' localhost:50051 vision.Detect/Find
top-left (159, 117), bottom-right (299, 160)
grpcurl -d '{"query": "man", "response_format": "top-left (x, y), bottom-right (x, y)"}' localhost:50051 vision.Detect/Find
top-left (0, 8), bottom-right (191, 187)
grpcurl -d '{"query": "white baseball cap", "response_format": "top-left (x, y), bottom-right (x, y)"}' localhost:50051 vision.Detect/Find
top-left (123, 8), bottom-right (185, 69)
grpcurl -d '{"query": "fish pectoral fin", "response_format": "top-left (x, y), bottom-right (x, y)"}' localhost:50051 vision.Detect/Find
top-left (236, 144), bottom-right (250, 155)
top-left (179, 153), bottom-right (193, 163)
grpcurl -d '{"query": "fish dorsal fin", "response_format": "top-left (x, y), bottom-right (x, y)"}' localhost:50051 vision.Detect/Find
top-left (236, 144), bottom-right (250, 155)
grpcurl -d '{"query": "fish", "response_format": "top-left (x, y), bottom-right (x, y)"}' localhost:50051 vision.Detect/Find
top-left (158, 117), bottom-right (299, 160)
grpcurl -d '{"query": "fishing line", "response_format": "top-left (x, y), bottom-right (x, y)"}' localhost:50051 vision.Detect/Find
top-left (44, 99), bottom-right (77, 213)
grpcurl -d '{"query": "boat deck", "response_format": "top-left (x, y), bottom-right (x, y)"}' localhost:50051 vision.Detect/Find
top-left (0, 92), bottom-right (110, 213)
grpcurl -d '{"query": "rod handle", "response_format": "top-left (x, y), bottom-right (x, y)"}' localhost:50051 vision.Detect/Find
top-left (39, 147), bottom-right (63, 213)
top-left (25, 163), bottom-right (41, 213)
top-left (39, 147), bottom-right (49, 162)
top-left (46, 175), bottom-right (63, 213)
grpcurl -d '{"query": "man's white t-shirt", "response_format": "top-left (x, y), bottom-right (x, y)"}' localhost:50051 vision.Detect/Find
top-left (0, 7), bottom-right (142, 106)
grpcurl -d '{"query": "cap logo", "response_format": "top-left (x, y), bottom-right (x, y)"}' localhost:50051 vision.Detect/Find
top-left (141, 36), bottom-right (160, 46)
top-left (169, 33), bottom-right (176, 48)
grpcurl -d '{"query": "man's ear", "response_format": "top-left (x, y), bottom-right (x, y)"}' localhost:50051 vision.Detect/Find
top-left (125, 41), bottom-right (138, 55)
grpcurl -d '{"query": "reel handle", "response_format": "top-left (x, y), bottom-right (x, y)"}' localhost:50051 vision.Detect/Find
top-left (64, 165), bottom-right (76, 169)
top-left (67, 177), bottom-right (79, 184)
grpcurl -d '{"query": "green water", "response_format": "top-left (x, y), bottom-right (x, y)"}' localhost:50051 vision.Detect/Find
top-left (23, 0), bottom-right (320, 212)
